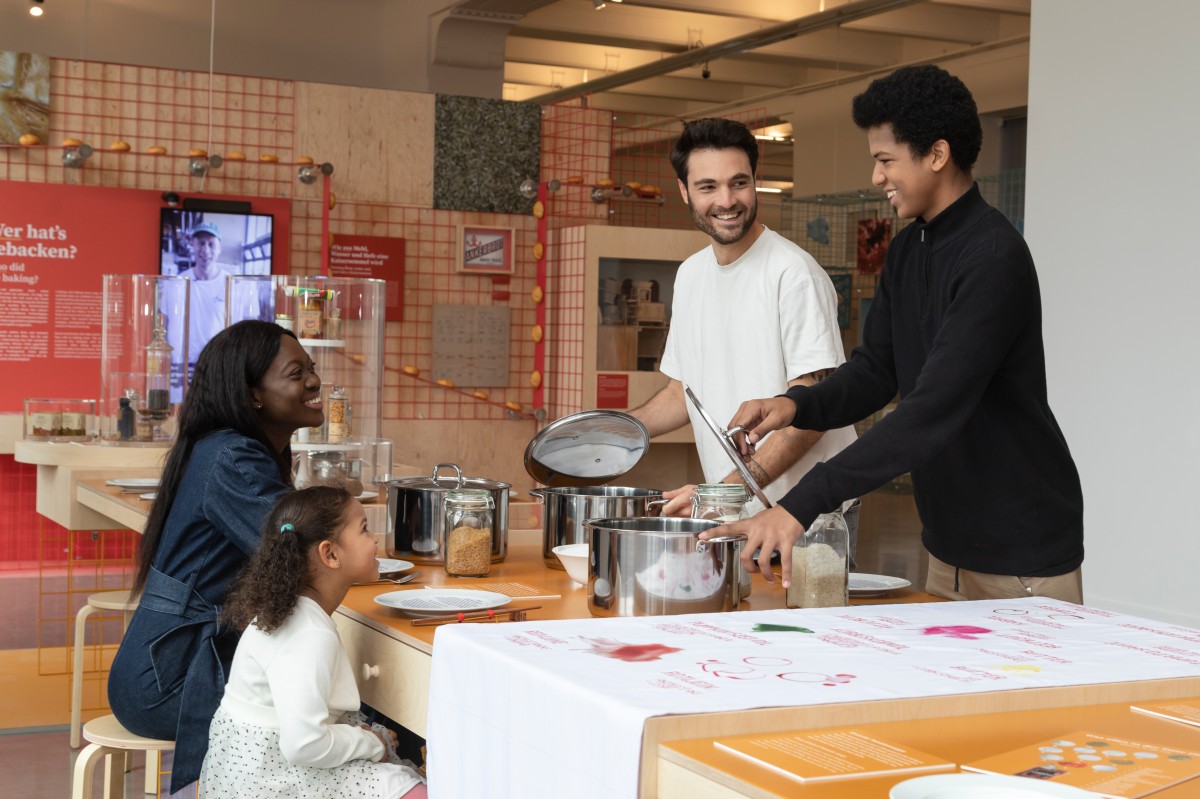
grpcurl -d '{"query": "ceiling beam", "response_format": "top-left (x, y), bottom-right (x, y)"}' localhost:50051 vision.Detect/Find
top-left (527, 0), bottom-right (925, 103)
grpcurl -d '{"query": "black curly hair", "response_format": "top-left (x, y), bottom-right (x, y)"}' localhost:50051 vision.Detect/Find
top-left (222, 485), bottom-right (355, 633)
top-left (133, 321), bottom-right (299, 596)
top-left (851, 65), bottom-right (982, 174)
top-left (669, 118), bottom-right (759, 183)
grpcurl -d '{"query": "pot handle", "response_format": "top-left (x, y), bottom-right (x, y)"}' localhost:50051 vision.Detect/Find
top-left (431, 462), bottom-right (465, 488)
top-left (645, 498), bottom-right (667, 516)
top-left (528, 487), bottom-right (545, 503)
top-left (696, 532), bottom-right (747, 553)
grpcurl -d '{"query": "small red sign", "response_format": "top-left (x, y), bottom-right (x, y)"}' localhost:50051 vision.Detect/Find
top-left (596, 373), bottom-right (629, 409)
top-left (329, 234), bottom-right (405, 321)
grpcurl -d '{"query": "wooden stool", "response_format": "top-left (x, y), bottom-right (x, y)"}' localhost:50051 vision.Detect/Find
top-left (71, 714), bottom-right (174, 799)
top-left (71, 590), bottom-right (139, 749)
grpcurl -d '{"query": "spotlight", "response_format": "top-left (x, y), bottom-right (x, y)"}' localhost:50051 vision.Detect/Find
top-left (187, 154), bottom-right (223, 177)
top-left (297, 162), bottom-right (334, 184)
top-left (518, 178), bottom-right (538, 200)
top-left (161, 191), bottom-right (181, 208)
top-left (30, 0), bottom-right (44, 17)
top-left (61, 143), bottom-right (92, 168)
top-left (592, 0), bottom-right (605, 8)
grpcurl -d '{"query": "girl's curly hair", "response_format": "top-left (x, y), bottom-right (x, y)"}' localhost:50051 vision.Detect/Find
top-left (222, 485), bottom-right (355, 633)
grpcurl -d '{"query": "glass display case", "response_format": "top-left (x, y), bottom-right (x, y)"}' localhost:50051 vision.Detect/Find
top-left (227, 275), bottom-right (392, 490)
top-left (99, 275), bottom-right (189, 446)
top-left (23, 398), bottom-right (98, 441)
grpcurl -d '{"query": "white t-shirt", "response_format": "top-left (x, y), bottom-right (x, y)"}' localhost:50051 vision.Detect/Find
top-left (659, 226), bottom-right (857, 513)
top-left (181, 265), bottom-right (230, 365)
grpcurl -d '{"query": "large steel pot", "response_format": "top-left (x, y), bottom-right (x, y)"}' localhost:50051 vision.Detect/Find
top-left (531, 486), bottom-right (663, 568)
top-left (584, 517), bottom-right (745, 617)
top-left (386, 463), bottom-right (510, 564)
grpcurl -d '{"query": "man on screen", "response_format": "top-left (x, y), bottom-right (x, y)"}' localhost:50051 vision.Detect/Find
top-left (178, 221), bottom-right (231, 373)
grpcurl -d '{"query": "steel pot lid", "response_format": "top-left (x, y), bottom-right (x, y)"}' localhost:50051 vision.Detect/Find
top-left (524, 410), bottom-right (649, 487)
top-left (388, 462), bottom-right (510, 493)
top-left (683, 384), bottom-right (772, 509)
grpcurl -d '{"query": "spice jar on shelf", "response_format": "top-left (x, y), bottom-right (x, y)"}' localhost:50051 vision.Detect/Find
top-left (691, 483), bottom-right (753, 598)
top-left (325, 306), bottom-right (342, 340)
top-left (786, 509), bottom-right (849, 609)
top-left (327, 385), bottom-right (349, 444)
top-left (297, 294), bottom-right (323, 339)
top-left (443, 488), bottom-right (494, 577)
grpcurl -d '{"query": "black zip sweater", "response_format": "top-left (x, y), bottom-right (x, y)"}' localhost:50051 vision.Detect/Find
top-left (778, 184), bottom-right (1083, 577)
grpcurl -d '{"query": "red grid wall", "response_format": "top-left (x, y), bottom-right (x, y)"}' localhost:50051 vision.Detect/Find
top-left (326, 200), bottom-right (538, 420)
top-left (544, 226), bottom-right (587, 419)
top-left (0, 455), bottom-right (41, 570)
top-left (540, 103), bottom-right (612, 226)
top-left (0, 59), bottom-right (298, 195)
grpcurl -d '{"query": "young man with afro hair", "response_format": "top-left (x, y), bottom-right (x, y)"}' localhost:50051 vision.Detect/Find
top-left (710, 65), bottom-right (1085, 604)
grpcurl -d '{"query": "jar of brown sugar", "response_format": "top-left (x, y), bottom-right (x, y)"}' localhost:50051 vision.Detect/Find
top-left (443, 489), bottom-right (494, 577)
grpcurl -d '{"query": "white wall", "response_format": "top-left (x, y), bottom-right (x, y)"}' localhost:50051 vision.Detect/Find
top-left (1026, 1), bottom-right (1200, 625)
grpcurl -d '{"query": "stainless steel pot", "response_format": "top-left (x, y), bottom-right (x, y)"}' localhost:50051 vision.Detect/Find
top-left (386, 463), bottom-right (510, 564)
top-left (583, 517), bottom-right (745, 617)
top-left (531, 486), bottom-right (663, 568)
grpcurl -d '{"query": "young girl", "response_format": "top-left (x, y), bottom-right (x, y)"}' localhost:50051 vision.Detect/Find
top-left (200, 486), bottom-right (427, 798)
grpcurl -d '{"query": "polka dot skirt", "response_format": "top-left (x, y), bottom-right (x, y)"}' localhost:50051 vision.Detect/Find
top-left (200, 707), bottom-right (423, 798)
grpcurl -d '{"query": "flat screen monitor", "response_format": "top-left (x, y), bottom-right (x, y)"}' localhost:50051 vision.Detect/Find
top-left (159, 208), bottom-right (275, 395)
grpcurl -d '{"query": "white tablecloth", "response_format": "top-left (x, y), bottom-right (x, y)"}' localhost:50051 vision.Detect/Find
top-left (426, 598), bottom-right (1200, 798)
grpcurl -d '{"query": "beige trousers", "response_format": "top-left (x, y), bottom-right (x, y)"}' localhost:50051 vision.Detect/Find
top-left (925, 551), bottom-right (1083, 604)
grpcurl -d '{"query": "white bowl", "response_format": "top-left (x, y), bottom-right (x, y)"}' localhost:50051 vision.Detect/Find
top-left (552, 543), bottom-right (589, 586)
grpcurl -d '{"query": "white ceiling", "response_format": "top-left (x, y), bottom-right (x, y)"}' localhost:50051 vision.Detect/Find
top-left (473, 0), bottom-right (1030, 118)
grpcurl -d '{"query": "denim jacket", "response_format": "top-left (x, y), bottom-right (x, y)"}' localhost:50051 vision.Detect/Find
top-left (108, 430), bottom-right (290, 792)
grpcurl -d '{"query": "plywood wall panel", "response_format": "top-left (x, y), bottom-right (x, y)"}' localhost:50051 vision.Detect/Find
top-left (294, 83), bottom-right (434, 206)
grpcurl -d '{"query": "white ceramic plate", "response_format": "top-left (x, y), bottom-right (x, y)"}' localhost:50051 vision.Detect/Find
top-left (376, 558), bottom-right (414, 574)
top-left (138, 492), bottom-right (157, 501)
top-left (849, 572), bottom-right (911, 596)
top-left (373, 589), bottom-right (510, 618)
top-left (106, 478), bottom-right (160, 489)
top-left (891, 773), bottom-right (1095, 799)
top-left (357, 491), bottom-right (379, 502)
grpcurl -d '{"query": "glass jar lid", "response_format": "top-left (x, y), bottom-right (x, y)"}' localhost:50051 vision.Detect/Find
top-left (694, 483), bottom-right (750, 502)
top-left (446, 488), bottom-right (494, 508)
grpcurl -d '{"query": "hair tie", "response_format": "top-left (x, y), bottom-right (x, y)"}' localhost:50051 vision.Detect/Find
top-left (280, 523), bottom-right (294, 535)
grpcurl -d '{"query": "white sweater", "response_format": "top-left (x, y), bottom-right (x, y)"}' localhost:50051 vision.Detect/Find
top-left (219, 596), bottom-right (385, 768)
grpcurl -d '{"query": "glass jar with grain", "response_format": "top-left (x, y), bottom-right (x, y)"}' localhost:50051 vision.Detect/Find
top-left (443, 489), bottom-right (494, 577)
top-left (786, 509), bottom-right (849, 609)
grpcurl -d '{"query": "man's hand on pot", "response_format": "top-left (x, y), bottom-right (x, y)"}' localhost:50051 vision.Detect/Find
top-left (699, 505), bottom-right (804, 588)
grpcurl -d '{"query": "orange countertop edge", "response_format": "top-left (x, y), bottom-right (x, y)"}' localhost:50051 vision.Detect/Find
top-left (656, 693), bottom-right (1200, 799)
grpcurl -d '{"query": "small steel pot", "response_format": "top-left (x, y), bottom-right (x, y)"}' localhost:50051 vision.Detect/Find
top-left (386, 463), bottom-right (510, 564)
top-left (531, 486), bottom-right (663, 568)
top-left (584, 517), bottom-right (745, 617)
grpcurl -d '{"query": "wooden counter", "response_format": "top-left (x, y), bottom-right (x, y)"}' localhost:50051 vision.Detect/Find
top-left (14, 439), bottom-right (165, 530)
top-left (656, 694), bottom-right (1200, 798)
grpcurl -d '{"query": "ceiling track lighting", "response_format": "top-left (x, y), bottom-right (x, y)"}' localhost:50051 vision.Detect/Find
top-left (30, 0), bottom-right (44, 17)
